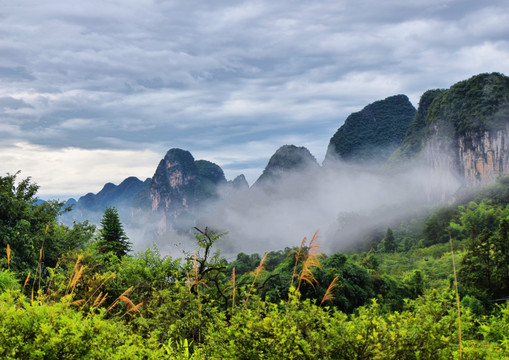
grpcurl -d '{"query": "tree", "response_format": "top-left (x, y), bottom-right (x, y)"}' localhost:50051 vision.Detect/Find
top-left (0, 172), bottom-right (93, 275)
top-left (380, 228), bottom-right (396, 253)
top-left (97, 207), bottom-right (131, 258)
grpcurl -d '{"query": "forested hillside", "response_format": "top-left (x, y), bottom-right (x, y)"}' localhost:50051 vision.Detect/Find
top-left (2, 172), bottom-right (509, 359)
top-left (326, 94), bottom-right (416, 164)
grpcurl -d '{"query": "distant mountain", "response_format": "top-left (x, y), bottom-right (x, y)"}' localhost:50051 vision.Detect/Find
top-left (129, 148), bottom-right (248, 232)
top-left (229, 174), bottom-right (249, 190)
top-left (324, 94), bottom-right (416, 165)
top-left (253, 145), bottom-right (319, 186)
top-left (78, 176), bottom-right (151, 212)
top-left (61, 176), bottom-right (151, 224)
top-left (146, 148), bottom-right (226, 214)
top-left (388, 72), bottom-right (509, 188)
top-left (63, 147), bottom-right (248, 232)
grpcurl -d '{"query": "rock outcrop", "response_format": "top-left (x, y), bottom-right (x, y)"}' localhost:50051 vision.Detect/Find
top-left (389, 72), bottom-right (509, 191)
top-left (458, 126), bottom-right (509, 187)
top-left (147, 149), bottom-right (224, 222)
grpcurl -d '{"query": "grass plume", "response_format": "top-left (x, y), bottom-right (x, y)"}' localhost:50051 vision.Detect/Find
top-left (290, 237), bottom-right (307, 286)
top-left (23, 272), bottom-right (31, 293)
top-left (230, 267), bottom-right (236, 310)
top-left (6, 244), bottom-right (10, 270)
top-left (243, 252), bottom-right (268, 308)
top-left (320, 276), bottom-right (339, 306)
top-left (106, 286), bottom-right (134, 314)
top-left (296, 231), bottom-right (321, 292)
top-left (65, 256), bottom-right (83, 296)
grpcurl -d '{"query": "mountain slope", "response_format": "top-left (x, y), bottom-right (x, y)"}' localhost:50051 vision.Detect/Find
top-left (388, 72), bottom-right (509, 187)
top-left (253, 145), bottom-right (319, 186)
top-left (325, 94), bottom-right (416, 165)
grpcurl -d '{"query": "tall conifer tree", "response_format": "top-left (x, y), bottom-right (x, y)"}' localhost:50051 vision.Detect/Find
top-left (98, 207), bottom-right (131, 257)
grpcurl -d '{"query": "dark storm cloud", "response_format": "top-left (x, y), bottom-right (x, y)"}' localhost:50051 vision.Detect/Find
top-left (1, 0), bottom-right (508, 195)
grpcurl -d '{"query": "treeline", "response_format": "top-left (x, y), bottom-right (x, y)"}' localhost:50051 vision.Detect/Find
top-left (2, 173), bottom-right (509, 358)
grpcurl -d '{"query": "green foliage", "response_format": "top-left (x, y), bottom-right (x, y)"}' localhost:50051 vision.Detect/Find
top-left (114, 247), bottom-right (182, 304)
top-left (228, 252), bottom-right (261, 275)
top-left (97, 207), bottom-right (132, 258)
top-left (198, 289), bottom-right (493, 359)
top-left (422, 205), bottom-right (459, 246)
top-left (0, 270), bottom-right (19, 293)
top-left (386, 89), bottom-right (446, 167)
top-left (479, 303), bottom-right (509, 353)
top-left (0, 291), bottom-right (165, 359)
top-left (328, 94), bottom-right (416, 164)
top-left (379, 227), bottom-right (397, 253)
top-left (0, 173), bottom-right (94, 276)
top-left (426, 72), bottom-right (509, 136)
top-left (5, 170), bottom-right (509, 358)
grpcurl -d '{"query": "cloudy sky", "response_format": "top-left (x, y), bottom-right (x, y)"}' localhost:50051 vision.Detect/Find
top-left (1, 0), bottom-right (508, 199)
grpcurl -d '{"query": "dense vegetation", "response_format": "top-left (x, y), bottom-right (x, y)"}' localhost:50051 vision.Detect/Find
top-left (327, 94), bottom-right (416, 164)
top-left (387, 73), bottom-right (509, 170)
top-left (386, 89), bottom-right (445, 167)
top-left (3, 173), bottom-right (509, 358)
top-left (426, 72), bottom-right (509, 136)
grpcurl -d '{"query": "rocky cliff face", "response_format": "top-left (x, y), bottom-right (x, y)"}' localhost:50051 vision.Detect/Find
top-left (148, 148), bottom-right (222, 225)
top-left (458, 125), bottom-right (509, 187)
top-left (390, 73), bottom-right (509, 192)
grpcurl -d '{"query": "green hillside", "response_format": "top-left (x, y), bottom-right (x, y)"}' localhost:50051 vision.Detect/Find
top-left (387, 72), bottom-right (509, 168)
top-left (326, 94), bottom-right (416, 164)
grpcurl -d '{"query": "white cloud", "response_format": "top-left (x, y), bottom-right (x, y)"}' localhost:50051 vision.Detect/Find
top-left (0, 142), bottom-right (161, 199)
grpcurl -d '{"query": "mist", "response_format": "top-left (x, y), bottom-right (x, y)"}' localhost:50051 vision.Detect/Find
top-left (62, 154), bottom-right (462, 260)
top-left (187, 158), bottom-right (462, 258)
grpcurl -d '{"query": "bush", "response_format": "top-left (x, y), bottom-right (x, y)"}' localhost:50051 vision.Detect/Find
top-left (0, 291), bottom-right (165, 359)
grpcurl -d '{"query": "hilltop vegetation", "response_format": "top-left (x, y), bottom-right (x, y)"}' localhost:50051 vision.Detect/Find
top-left (2, 173), bottom-right (509, 358)
top-left (326, 94), bottom-right (416, 164)
top-left (388, 72), bottom-right (509, 170)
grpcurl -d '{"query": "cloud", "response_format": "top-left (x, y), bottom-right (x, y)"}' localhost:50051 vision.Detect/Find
top-left (0, 96), bottom-right (33, 110)
top-left (0, 0), bottom-right (507, 198)
top-left (0, 142), bottom-right (161, 199)
top-left (0, 66), bottom-right (35, 82)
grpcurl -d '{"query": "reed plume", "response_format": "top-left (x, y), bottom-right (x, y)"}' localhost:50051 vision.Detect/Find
top-left (244, 252), bottom-right (268, 308)
top-left (296, 231), bottom-right (321, 292)
top-left (106, 286), bottom-right (134, 314)
top-left (230, 267), bottom-right (236, 309)
top-left (23, 272), bottom-right (31, 293)
top-left (320, 276), bottom-right (339, 306)
top-left (290, 237), bottom-right (307, 286)
top-left (65, 256), bottom-right (83, 296)
top-left (6, 244), bottom-right (10, 270)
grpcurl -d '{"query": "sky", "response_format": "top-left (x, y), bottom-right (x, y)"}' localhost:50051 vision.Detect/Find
top-left (1, 0), bottom-right (509, 199)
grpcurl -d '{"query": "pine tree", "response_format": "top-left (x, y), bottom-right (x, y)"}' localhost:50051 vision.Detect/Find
top-left (380, 227), bottom-right (397, 253)
top-left (98, 207), bottom-right (131, 257)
